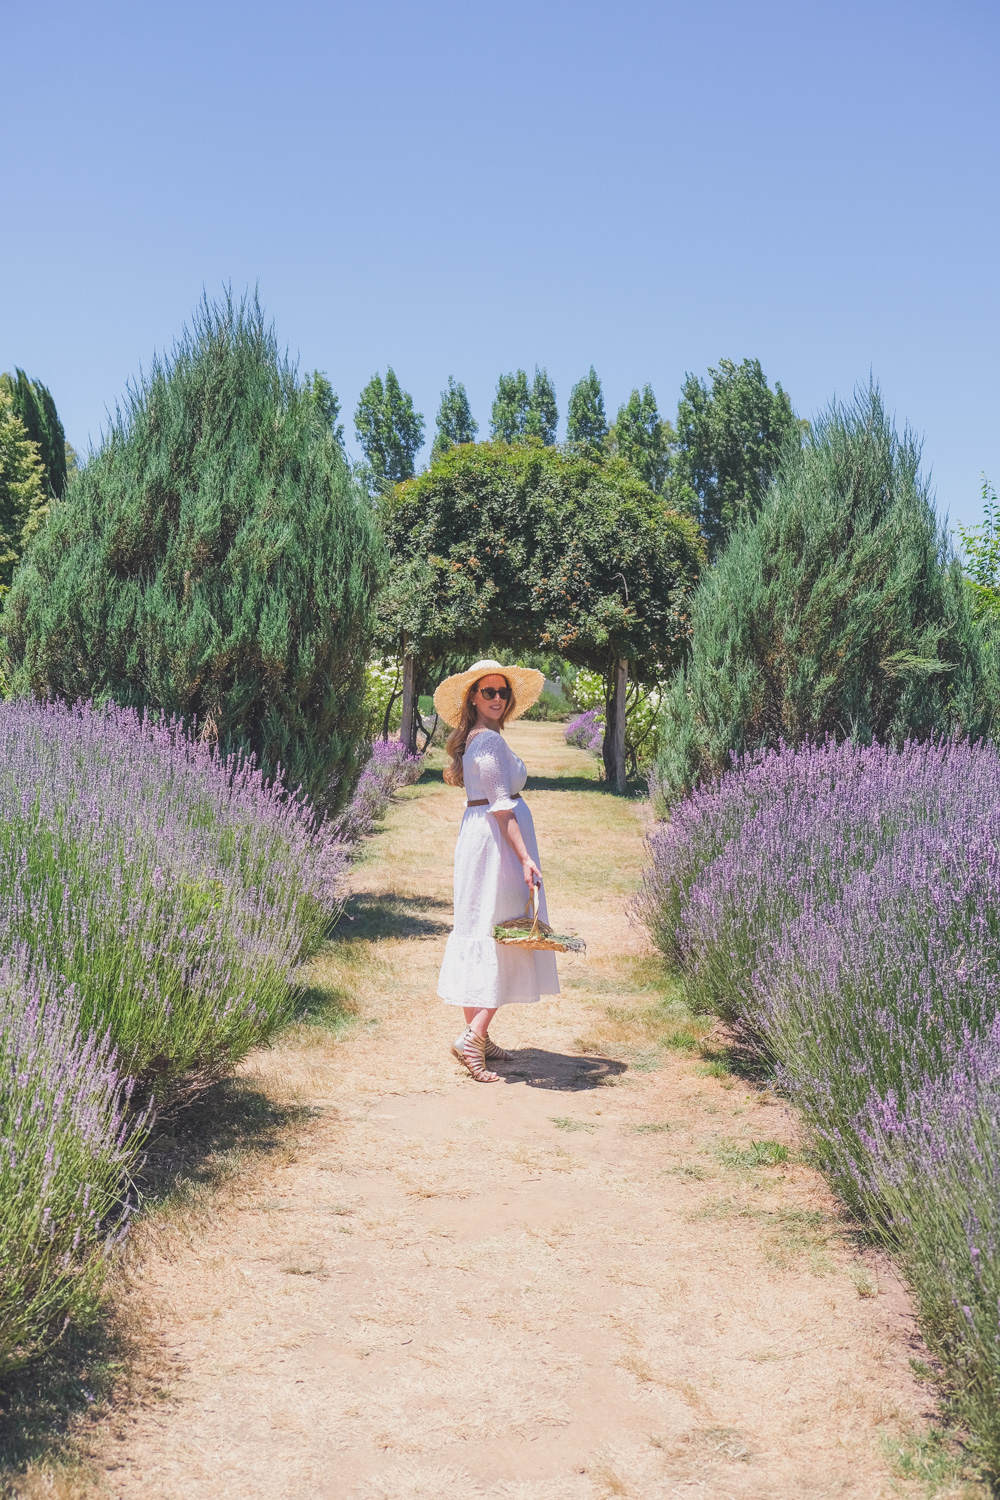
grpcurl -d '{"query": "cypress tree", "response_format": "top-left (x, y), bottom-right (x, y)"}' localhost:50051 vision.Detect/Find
top-left (0, 370), bottom-right (68, 499)
top-left (432, 376), bottom-right (478, 458)
top-left (653, 386), bottom-right (998, 806)
top-left (567, 367), bottom-right (607, 445)
top-left (2, 294), bottom-right (384, 813)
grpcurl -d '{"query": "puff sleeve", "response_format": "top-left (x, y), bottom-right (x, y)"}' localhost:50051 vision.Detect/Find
top-left (471, 732), bottom-right (518, 813)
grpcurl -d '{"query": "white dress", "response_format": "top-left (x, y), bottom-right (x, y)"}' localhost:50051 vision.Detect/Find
top-left (437, 729), bottom-right (560, 1009)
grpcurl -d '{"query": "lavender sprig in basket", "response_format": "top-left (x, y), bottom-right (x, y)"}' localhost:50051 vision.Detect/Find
top-left (493, 886), bottom-right (586, 953)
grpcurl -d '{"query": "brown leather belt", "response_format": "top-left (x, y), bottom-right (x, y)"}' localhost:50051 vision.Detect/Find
top-left (466, 793), bottom-right (521, 808)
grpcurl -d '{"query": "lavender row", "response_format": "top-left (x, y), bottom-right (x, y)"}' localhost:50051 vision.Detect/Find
top-left (334, 738), bottom-right (423, 845)
top-left (638, 738), bottom-right (1000, 1474)
top-left (0, 699), bottom-right (349, 1098)
top-left (0, 949), bottom-right (145, 1374)
top-left (0, 703), bottom-right (424, 1374)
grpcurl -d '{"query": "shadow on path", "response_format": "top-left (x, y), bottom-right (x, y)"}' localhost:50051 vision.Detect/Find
top-left (333, 891), bottom-right (452, 944)
top-left (499, 1049), bottom-right (627, 1091)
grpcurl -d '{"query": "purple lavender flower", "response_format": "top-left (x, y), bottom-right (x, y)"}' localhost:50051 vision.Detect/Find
top-left (565, 710), bottom-right (604, 756)
top-left (334, 739), bottom-right (422, 845)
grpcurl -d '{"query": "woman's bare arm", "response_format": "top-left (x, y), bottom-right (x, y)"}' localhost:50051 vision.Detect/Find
top-left (492, 808), bottom-right (542, 889)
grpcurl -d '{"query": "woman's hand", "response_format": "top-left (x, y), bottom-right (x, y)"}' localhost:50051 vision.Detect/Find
top-left (492, 809), bottom-right (544, 891)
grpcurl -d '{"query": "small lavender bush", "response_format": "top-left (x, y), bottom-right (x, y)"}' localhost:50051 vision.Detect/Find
top-left (0, 699), bottom-right (347, 1099)
top-left (335, 739), bottom-right (422, 845)
top-left (564, 709), bottom-right (603, 756)
top-left (0, 948), bottom-right (145, 1373)
top-left (639, 738), bottom-right (1000, 1472)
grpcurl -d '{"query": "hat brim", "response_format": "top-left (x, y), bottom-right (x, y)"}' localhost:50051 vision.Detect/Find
top-left (433, 659), bottom-right (547, 728)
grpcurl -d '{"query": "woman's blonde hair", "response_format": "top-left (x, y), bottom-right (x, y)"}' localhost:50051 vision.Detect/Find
top-left (442, 676), bottom-right (517, 787)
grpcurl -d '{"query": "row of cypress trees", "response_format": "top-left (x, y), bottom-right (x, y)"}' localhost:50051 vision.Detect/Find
top-left (2, 295), bottom-right (996, 816)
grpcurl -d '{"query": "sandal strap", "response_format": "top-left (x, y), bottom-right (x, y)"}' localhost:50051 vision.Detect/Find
top-left (483, 1034), bottom-right (513, 1061)
top-left (455, 1028), bottom-right (498, 1082)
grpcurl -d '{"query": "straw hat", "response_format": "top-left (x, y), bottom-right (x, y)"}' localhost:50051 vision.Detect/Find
top-left (433, 659), bottom-right (546, 728)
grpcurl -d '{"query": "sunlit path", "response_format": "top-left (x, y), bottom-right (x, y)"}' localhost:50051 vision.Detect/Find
top-left (95, 724), bottom-right (936, 1499)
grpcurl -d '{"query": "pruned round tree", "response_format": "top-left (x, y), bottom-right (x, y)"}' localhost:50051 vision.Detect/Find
top-left (2, 295), bottom-right (384, 813)
top-left (379, 440), bottom-right (704, 779)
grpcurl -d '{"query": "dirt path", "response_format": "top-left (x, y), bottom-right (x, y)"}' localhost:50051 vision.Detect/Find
top-left (92, 723), bottom-right (945, 1498)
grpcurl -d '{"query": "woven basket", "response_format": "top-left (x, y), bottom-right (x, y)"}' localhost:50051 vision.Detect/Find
top-left (493, 886), bottom-right (586, 954)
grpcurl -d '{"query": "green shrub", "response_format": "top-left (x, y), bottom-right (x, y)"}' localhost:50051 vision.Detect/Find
top-left (523, 687), bottom-right (572, 721)
top-left (2, 294), bottom-right (384, 813)
top-left (653, 386), bottom-right (997, 806)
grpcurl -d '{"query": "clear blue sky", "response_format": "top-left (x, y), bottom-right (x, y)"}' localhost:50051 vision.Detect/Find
top-left (4, 0), bottom-right (998, 532)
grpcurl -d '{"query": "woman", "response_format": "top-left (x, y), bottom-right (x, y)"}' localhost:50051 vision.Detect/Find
top-left (434, 659), bottom-right (560, 1082)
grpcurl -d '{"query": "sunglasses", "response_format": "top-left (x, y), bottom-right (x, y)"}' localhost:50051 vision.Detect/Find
top-left (477, 685), bottom-right (511, 702)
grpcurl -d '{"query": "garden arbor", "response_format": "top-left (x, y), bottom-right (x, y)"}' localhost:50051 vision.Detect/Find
top-left (378, 441), bottom-right (704, 790)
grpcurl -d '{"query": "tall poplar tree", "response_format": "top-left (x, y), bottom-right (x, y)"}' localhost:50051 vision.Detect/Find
top-left (303, 371), bottom-right (344, 446)
top-left (491, 367), bottom-right (557, 444)
top-left (354, 368), bottom-right (425, 488)
top-left (567, 367), bottom-right (607, 445)
top-left (432, 376), bottom-right (478, 458)
top-left (524, 367), bottom-right (558, 444)
top-left (490, 370), bottom-right (531, 442)
top-left (674, 357), bottom-right (800, 557)
top-left (611, 385), bottom-right (672, 493)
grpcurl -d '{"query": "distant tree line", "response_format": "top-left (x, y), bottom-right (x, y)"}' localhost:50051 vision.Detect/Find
top-left (338, 357), bottom-right (801, 560)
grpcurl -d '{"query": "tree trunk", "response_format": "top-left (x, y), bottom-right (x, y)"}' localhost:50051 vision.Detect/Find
top-left (400, 655), bottom-right (418, 753)
top-left (602, 658), bottom-right (628, 793)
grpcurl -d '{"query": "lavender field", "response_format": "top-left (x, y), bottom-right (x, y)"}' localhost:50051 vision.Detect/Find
top-left (640, 738), bottom-right (1000, 1473)
top-left (0, 700), bottom-right (417, 1376)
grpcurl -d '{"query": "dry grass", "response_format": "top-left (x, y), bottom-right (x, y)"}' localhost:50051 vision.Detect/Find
top-left (4, 724), bottom-right (985, 1500)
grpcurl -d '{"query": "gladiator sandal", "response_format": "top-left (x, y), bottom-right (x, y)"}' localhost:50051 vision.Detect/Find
top-left (483, 1034), bottom-right (513, 1062)
top-left (450, 1027), bottom-right (500, 1083)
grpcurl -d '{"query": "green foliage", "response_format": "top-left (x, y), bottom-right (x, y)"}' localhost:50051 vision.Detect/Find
top-left (363, 657), bottom-right (403, 739)
top-left (674, 356), bottom-right (801, 557)
top-left (0, 369), bottom-right (68, 499)
top-left (958, 476), bottom-right (1000, 620)
top-left (566, 366), bottom-right (608, 445)
top-left (431, 375), bottom-right (478, 459)
top-left (0, 387), bottom-right (47, 591)
top-left (524, 366), bottom-right (558, 444)
top-left (490, 370), bottom-right (530, 442)
top-left (303, 370), bottom-right (344, 445)
top-left (490, 368), bottom-right (558, 444)
top-left (571, 665), bottom-right (663, 774)
top-left (654, 386), bottom-right (997, 806)
top-left (522, 687), bottom-right (572, 721)
top-left (2, 293), bottom-right (384, 812)
top-left (354, 367), bottom-right (425, 488)
top-left (380, 440), bottom-right (703, 693)
top-left (608, 384), bottom-right (673, 493)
